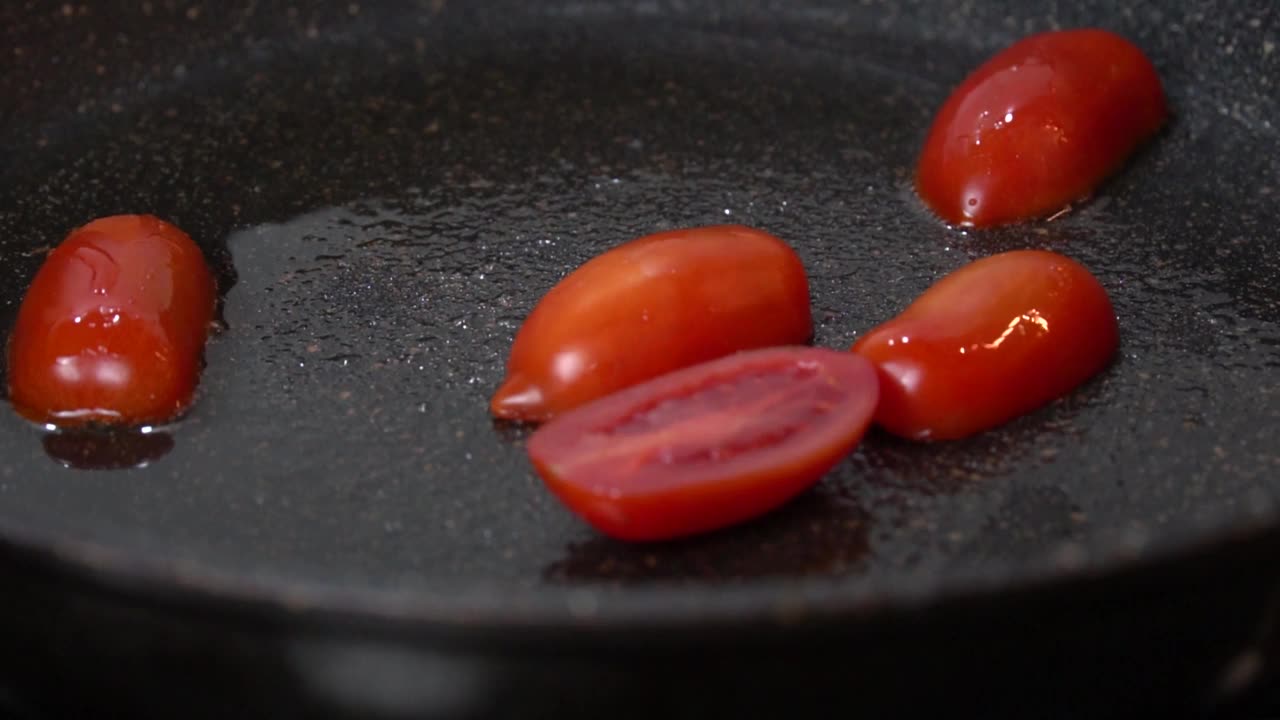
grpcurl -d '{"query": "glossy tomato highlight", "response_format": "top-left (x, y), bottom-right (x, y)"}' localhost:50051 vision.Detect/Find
top-left (851, 250), bottom-right (1117, 441)
top-left (527, 346), bottom-right (879, 542)
top-left (7, 215), bottom-right (217, 426)
top-left (916, 29), bottom-right (1166, 227)
top-left (491, 225), bottom-right (812, 422)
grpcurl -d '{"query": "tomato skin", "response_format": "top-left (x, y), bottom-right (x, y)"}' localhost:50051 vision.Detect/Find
top-left (7, 215), bottom-right (216, 426)
top-left (851, 250), bottom-right (1117, 441)
top-left (916, 29), bottom-right (1166, 227)
top-left (527, 346), bottom-right (879, 542)
top-left (491, 225), bottom-right (812, 422)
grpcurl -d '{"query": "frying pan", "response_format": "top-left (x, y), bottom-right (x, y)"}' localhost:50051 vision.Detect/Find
top-left (1, 0), bottom-right (1277, 717)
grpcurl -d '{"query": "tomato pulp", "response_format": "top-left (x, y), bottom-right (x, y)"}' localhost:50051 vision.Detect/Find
top-left (491, 225), bottom-right (813, 422)
top-left (527, 346), bottom-right (879, 542)
top-left (7, 215), bottom-right (217, 426)
top-left (851, 250), bottom-right (1117, 441)
top-left (916, 29), bottom-right (1166, 227)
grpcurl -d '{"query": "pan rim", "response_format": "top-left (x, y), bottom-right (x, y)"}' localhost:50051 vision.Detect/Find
top-left (2, 504), bottom-right (1277, 634)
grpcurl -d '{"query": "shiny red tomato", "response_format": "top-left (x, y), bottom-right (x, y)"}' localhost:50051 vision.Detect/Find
top-left (7, 215), bottom-right (217, 426)
top-left (916, 29), bottom-right (1166, 227)
top-left (851, 250), bottom-right (1117, 441)
top-left (527, 346), bottom-right (879, 541)
top-left (491, 225), bottom-right (812, 422)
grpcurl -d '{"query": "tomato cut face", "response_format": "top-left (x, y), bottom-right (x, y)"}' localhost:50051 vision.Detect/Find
top-left (527, 346), bottom-right (879, 542)
top-left (7, 215), bottom-right (217, 427)
top-left (916, 29), bottom-right (1166, 227)
top-left (491, 225), bottom-right (813, 422)
top-left (851, 250), bottom-right (1117, 441)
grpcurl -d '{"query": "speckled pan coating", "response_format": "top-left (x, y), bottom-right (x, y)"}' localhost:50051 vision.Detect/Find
top-left (0, 0), bottom-right (1276, 627)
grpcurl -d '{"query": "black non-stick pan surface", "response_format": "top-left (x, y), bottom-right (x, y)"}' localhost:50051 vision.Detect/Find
top-left (1, 1), bottom-right (1277, 718)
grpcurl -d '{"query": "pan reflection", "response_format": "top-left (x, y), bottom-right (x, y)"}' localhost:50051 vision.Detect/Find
top-left (543, 487), bottom-right (869, 584)
top-left (42, 427), bottom-right (175, 471)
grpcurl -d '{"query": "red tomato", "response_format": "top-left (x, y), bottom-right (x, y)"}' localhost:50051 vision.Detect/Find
top-left (491, 225), bottom-right (812, 422)
top-left (7, 215), bottom-right (217, 426)
top-left (851, 250), bottom-right (1117, 441)
top-left (916, 29), bottom-right (1166, 227)
top-left (527, 346), bottom-right (879, 542)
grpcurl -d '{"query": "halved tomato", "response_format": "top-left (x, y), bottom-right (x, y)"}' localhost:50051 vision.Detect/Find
top-left (7, 215), bottom-right (216, 427)
top-left (526, 346), bottom-right (879, 542)
top-left (851, 250), bottom-right (1118, 441)
top-left (916, 29), bottom-right (1166, 227)
top-left (491, 225), bottom-right (813, 422)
